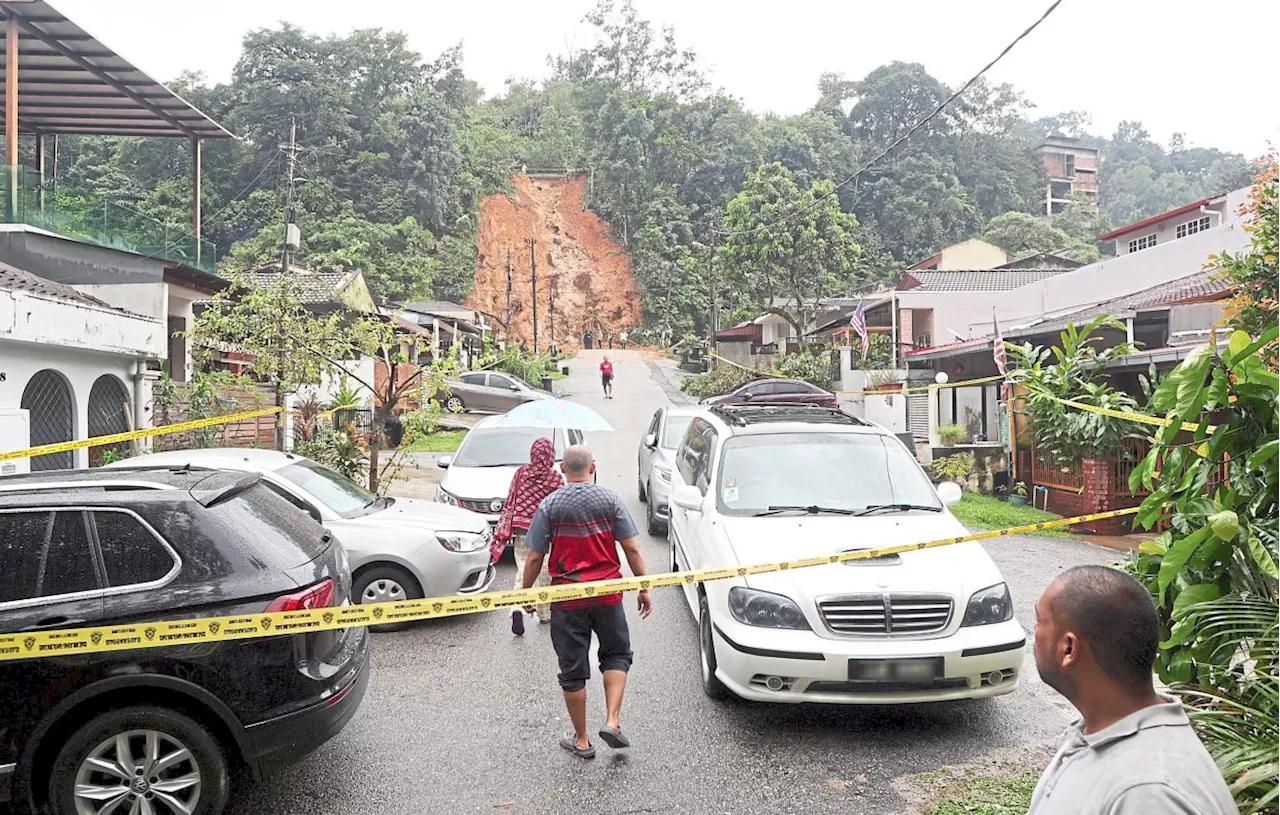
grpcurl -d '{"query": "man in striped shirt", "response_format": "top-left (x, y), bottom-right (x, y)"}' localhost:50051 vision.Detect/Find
top-left (522, 445), bottom-right (653, 759)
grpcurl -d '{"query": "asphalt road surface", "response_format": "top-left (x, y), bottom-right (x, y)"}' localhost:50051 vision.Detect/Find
top-left (230, 350), bottom-right (1115, 815)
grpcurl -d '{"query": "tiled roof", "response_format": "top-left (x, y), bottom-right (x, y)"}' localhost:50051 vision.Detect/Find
top-left (1013, 271), bottom-right (1231, 335)
top-left (0, 262), bottom-right (116, 310)
top-left (902, 269), bottom-right (1073, 292)
top-left (403, 300), bottom-right (473, 315)
top-left (243, 265), bottom-right (351, 305)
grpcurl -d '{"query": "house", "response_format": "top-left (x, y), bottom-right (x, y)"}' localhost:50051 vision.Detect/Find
top-left (1098, 189), bottom-right (1248, 256)
top-left (243, 263), bottom-right (378, 314)
top-left (713, 295), bottom-right (875, 371)
top-left (1037, 136), bottom-right (1099, 214)
top-left (0, 263), bottom-right (164, 472)
top-left (395, 299), bottom-right (489, 364)
top-left (907, 238), bottom-right (1011, 271)
top-left (0, 1), bottom-right (235, 469)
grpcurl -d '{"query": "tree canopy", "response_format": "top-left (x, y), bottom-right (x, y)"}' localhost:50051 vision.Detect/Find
top-left (54, 0), bottom-right (1263, 338)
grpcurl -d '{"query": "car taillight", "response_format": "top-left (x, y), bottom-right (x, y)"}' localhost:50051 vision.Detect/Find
top-left (267, 578), bottom-right (335, 613)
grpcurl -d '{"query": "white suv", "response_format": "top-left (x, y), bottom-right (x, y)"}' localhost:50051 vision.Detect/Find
top-left (668, 404), bottom-right (1025, 704)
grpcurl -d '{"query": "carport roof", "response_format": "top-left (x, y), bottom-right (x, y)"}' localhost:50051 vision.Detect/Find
top-left (0, 1), bottom-right (234, 139)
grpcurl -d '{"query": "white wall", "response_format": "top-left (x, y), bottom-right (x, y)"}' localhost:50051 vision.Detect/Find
top-left (0, 341), bottom-right (139, 468)
top-left (0, 287), bottom-right (164, 357)
top-left (307, 357), bottom-right (377, 405)
top-left (73, 282), bottom-right (166, 321)
top-left (835, 355), bottom-right (907, 433)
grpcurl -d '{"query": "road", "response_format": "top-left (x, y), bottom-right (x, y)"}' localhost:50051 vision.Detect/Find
top-left (231, 349), bottom-right (1114, 814)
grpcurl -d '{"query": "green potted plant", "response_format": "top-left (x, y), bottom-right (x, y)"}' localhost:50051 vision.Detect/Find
top-left (868, 370), bottom-right (903, 392)
top-left (938, 423), bottom-right (968, 446)
top-left (1010, 481), bottom-right (1029, 505)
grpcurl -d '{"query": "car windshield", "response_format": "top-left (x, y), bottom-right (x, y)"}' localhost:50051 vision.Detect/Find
top-left (661, 416), bottom-right (693, 449)
top-left (279, 460), bottom-right (379, 518)
top-left (453, 427), bottom-right (564, 467)
top-left (716, 433), bottom-right (939, 515)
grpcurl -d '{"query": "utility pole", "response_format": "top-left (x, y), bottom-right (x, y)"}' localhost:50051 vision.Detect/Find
top-left (528, 238), bottom-right (538, 354)
top-left (549, 274), bottom-right (556, 355)
top-left (708, 235), bottom-right (719, 358)
top-left (279, 118), bottom-right (301, 273)
top-left (505, 248), bottom-right (514, 330)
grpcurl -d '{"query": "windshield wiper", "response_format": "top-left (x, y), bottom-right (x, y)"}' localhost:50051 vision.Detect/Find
top-left (852, 503), bottom-right (943, 517)
top-left (754, 505), bottom-right (860, 517)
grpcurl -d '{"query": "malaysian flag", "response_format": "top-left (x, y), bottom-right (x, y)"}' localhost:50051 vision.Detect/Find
top-left (993, 308), bottom-right (1009, 379)
top-left (849, 302), bottom-right (869, 361)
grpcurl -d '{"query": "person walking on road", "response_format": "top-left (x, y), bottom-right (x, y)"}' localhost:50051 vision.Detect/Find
top-left (1029, 565), bottom-right (1238, 814)
top-left (520, 445), bottom-right (652, 759)
top-left (619, 330), bottom-right (629, 349)
top-left (600, 356), bottom-right (615, 399)
top-left (493, 437), bottom-right (563, 635)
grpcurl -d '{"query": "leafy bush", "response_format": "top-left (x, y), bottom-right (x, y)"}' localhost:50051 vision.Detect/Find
top-left (1007, 315), bottom-right (1144, 462)
top-left (931, 453), bottom-right (974, 482)
top-left (938, 424), bottom-right (968, 446)
top-left (771, 351), bottom-right (832, 390)
top-left (680, 362), bottom-right (754, 399)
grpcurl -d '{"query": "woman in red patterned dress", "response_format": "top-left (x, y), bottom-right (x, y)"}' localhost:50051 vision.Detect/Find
top-left (492, 437), bottom-right (564, 635)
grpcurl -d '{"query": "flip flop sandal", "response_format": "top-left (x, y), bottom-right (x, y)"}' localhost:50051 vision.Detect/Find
top-left (559, 736), bottom-right (596, 759)
top-left (511, 610), bottom-right (525, 636)
top-left (598, 726), bottom-right (630, 749)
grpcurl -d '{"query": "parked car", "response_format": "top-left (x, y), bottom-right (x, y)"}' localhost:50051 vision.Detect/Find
top-left (700, 378), bottom-right (837, 407)
top-left (637, 405), bottom-right (699, 535)
top-left (436, 419), bottom-right (584, 527)
top-left (667, 403), bottom-right (1024, 705)
top-left (434, 371), bottom-right (556, 413)
top-left (109, 449), bottom-right (496, 610)
top-left (0, 466), bottom-right (369, 814)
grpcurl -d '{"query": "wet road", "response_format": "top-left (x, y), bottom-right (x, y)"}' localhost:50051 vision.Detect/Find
top-left (231, 350), bottom-right (1114, 814)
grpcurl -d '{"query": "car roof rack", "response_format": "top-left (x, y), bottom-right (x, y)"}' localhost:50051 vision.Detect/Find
top-left (707, 403), bottom-right (870, 427)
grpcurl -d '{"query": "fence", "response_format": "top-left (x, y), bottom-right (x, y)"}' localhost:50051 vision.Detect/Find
top-left (152, 383), bottom-right (276, 452)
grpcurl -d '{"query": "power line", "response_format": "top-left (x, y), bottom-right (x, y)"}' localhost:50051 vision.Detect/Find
top-left (711, 0), bottom-right (1064, 239)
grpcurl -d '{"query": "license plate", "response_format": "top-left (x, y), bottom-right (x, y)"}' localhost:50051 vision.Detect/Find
top-left (848, 657), bottom-right (943, 682)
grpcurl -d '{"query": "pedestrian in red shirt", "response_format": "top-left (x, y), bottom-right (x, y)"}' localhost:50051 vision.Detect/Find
top-left (599, 356), bottom-right (614, 399)
top-left (521, 445), bottom-right (652, 759)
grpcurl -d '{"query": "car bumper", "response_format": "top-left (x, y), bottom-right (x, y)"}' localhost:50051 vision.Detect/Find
top-left (710, 617), bottom-right (1026, 704)
top-left (413, 542), bottom-right (495, 597)
top-left (243, 628), bottom-right (371, 776)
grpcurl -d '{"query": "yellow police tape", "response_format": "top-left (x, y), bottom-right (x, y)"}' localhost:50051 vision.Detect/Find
top-left (1053, 398), bottom-right (1217, 435)
top-left (0, 506), bottom-right (1140, 663)
top-left (0, 407), bottom-right (284, 463)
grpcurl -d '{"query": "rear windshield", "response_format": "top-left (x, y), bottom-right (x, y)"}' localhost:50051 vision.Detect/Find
top-left (453, 428), bottom-right (565, 468)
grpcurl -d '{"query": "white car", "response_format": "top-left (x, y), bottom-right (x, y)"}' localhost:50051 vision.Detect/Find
top-left (637, 405), bottom-right (698, 535)
top-left (667, 404), bottom-right (1025, 705)
top-left (436, 419), bottom-right (585, 526)
top-left (110, 449), bottom-right (496, 612)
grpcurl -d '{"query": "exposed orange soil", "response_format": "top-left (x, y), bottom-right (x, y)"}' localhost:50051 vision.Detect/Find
top-left (469, 175), bottom-right (642, 352)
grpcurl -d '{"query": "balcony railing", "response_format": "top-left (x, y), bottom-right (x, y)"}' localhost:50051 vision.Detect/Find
top-left (2, 166), bottom-right (216, 274)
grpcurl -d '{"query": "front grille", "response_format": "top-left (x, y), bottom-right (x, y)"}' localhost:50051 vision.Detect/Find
top-left (458, 497), bottom-right (500, 513)
top-left (806, 678), bottom-right (967, 694)
top-left (818, 594), bottom-right (953, 636)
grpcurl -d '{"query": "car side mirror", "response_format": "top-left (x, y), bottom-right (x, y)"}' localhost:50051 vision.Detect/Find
top-left (644, 433), bottom-right (657, 449)
top-left (741, 392), bottom-right (753, 400)
top-left (671, 485), bottom-right (704, 512)
top-left (936, 481), bottom-right (963, 506)
top-left (510, 385), bottom-right (521, 391)
top-left (437, 456), bottom-right (453, 469)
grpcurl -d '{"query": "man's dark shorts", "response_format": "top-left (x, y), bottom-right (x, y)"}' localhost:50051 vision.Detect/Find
top-left (550, 604), bottom-right (633, 691)
top-left (601, 373), bottom-right (614, 387)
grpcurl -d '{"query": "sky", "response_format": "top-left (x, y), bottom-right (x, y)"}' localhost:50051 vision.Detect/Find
top-left (57, 0), bottom-right (1278, 157)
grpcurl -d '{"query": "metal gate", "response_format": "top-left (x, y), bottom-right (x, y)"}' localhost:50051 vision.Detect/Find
top-left (906, 391), bottom-right (929, 440)
top-left (20, 369), bottom-right (74, 471)
top-left (87, 374), bottom-right (131, 466)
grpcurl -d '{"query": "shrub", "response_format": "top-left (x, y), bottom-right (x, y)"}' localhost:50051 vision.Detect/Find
top-left (931, 453), bottom-right (974, 482)
top-left (770, 351), bottom-right (831, 390)
top-left (938, 424), bottom-right (968, 446)
top-left (680, 363), bottom-right (754, 399)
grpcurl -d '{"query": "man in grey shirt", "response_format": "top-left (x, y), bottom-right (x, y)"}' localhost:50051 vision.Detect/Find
top-left (1030, 565), bottom-right (1238, 814)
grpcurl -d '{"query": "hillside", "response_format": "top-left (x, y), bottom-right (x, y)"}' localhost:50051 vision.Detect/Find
top-left (470, 174), bottom-right (642, 351)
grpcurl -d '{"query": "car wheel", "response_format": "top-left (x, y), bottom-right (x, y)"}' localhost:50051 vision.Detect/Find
top-left (355, 565), bottom-right (423, 632)
top-left (445, 395), bottom-right (465, 413)
top-left (50, 705), bottom-right (229, 815)
top-left (646, 485), bottom-right (663, 536)
top-left (698, 594), bottom-right (731, 701)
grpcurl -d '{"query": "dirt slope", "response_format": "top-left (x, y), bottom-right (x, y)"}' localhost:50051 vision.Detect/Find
top-left (470, 175), bottom-right (641, 351)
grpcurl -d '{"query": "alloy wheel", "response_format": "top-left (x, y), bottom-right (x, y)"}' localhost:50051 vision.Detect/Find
top-left (74, 729), bottom-right (201, 815)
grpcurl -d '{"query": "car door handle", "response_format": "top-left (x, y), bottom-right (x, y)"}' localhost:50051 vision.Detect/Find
top-left (23, 615), bottom-right (86, 632)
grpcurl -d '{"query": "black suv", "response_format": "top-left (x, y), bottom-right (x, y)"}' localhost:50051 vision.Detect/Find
top-left (0, 466), bottom-right (370, 815)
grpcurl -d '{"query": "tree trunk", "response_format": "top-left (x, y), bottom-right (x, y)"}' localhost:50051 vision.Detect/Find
top-left (368, 402), bottom-right (384, 494)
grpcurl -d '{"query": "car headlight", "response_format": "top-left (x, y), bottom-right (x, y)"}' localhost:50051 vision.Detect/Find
top-left (436, 531), bottom-right (487, 553)
top-left (656, 465), bottom-right (672, 484)
top-left (728, 587), bottom-right (811, 630)
top-left (961, 583), bottom-right (1013, 626)
top-left (436, 486), bottom-right (458, 506)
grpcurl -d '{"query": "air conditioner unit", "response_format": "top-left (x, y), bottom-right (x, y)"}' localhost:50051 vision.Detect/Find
top-left (0, 408), bottom-right (31, 476)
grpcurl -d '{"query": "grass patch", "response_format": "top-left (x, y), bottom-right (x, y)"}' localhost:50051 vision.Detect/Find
top-left (923, 773), bottom-right (1039, 815)
top-left (400, 429), bottom-right (467, 453)
top-left (950, 492), bottom-right (1072, 539)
